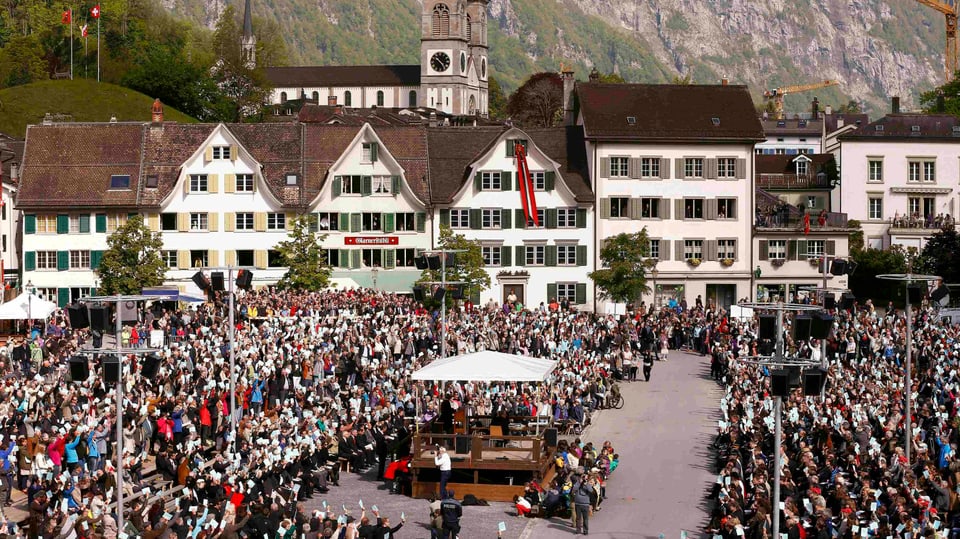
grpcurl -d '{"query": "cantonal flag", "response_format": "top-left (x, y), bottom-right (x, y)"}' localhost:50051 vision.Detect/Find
top-left (90, 4), bottom-right (101, 18)
top-left (81, 24), bottom-right (88, 37)
top-left (61, 9), bottom-right (71, 24)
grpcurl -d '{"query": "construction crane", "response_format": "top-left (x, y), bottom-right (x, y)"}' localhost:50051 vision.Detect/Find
top-left (763, 80), bottom-right (839, 120)
top-left (915, 0), bottom-right (958, 82)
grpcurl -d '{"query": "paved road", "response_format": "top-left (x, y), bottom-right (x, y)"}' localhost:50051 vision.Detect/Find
top-left (522, 350), bottom-right (722, 539)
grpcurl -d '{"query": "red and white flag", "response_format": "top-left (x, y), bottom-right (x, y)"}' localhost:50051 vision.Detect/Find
top-left (81, 24), bottom-right (88, 37)
top-left (515, 142), bottom-right (539, 227)
top-left (90, 4), bottom-right (101, 18)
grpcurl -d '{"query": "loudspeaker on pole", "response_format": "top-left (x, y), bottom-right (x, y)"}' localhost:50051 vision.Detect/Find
top-left (211, 272), bottom-right (225, 292)
top-left (103, 357), bottom-right (121, 384)
top-left (69, 356), bottom-right (89, 382)
top-left (66, 304), bottom-right (89, 329)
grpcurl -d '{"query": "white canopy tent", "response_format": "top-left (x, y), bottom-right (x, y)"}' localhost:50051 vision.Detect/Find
top-left (0, 293), bottom-right (58, 320)
top-left (412, 350), bottom-right (556, 382)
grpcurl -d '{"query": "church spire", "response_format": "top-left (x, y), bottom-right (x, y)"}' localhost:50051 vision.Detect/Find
top-left (241, 0), bottom-right (256, 68)
top-left (243, 0), bottom-right (254, 41)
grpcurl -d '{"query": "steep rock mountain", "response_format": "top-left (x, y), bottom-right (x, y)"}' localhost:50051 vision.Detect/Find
top-left (164, 0), bottom-right (947, 113)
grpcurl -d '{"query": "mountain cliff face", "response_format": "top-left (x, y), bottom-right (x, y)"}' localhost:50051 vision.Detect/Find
top-left (164, 0), bottom-right (947, 114)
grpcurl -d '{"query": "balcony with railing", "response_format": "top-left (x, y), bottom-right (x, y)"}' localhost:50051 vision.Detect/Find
top-left (756, 173), bottom-right (832, 190)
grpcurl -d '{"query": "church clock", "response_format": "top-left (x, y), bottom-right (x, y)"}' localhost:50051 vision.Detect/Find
top-left (431, 52), bottom-right (451, 72)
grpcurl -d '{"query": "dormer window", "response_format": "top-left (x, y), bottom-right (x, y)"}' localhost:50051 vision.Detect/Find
top-left (109, 175), bottom-right (130, 190)
top-left (875, 125), bottom-right (884, 131)
top-left (362, 142), bottom-right (379, 163)
top-left (627, 116), bottom-right (637, 125)
top-left (285, 173), bottom-right (299, 186)
top-left (211, 146), bottom-right (231, 160)
top-left (711, 117), bottom-right (721, 126)
top-left (796, 160), bottom-right (808, 176)
top-left (776, 121), bottom-right (786, 127)
top-left (145, 175), bottom-right (159, 188)
top-left (798, 120), bottom-right (807, 127)
top-left (911, 125), bottom-right (921, 132)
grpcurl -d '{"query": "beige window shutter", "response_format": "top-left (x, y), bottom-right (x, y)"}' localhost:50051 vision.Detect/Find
top-left (147, 213), bottom-right (160, 232)
top-left (177, 213), bottom-right (189, 232)
top-left (225, 250), bottom-right (237, 266)
top-left (183, 177), bottom-right (190, 195)
top-left (204, 147), bottom-right (213, 162)
top-left (224, 212), bottom-right (235, 232)
top-left (177, 250), bottom-right (190, 269)
top-left (208, 250), bottom-right (219, 267)
top-left (255, 250), bottom-right (267, 269)
top-left (230, 145), bottom-right (238, 161)
top-left (208, 174), bottom-right (219, 193)
top-left (254, 212), bottom-right (267, 231)
top-left (285, 212), bottom-right (297, 229)
top-left (208, 212), bottom-right (219, 232)
top-left (224, 174), bottom-right (236, 194)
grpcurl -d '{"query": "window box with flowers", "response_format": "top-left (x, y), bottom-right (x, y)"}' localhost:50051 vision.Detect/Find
top-left (809, 257), bottom-right (821, 267)
top-left (720, 258), bottom-right (735, 267)
top-left (686, 258), bottom-right (702, 268)
top-left (771, 258), bottom-right (786, 268)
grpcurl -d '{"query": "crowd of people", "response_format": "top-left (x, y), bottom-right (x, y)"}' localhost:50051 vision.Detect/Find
top-left (0, 287), bottom-right (690, 539)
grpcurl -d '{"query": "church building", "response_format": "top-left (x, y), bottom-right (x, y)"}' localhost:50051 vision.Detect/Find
top-left (260, 0), bottom-right (490, 117)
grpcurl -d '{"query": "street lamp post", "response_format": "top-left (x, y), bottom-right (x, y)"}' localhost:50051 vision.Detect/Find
top-left (371, 265), bottom-right (379, 290)
top-left (651, 267), bottom-right (659, 310)
top-left (25, 280), bottom-right (34, 336)
top-left (421, 249), bottom-right (466, 359)
top-left (877, 269), bottom-right (940, 465)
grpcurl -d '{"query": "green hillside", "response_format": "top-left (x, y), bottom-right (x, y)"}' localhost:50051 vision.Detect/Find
top-left (0, 80), bottom-right (196, 138)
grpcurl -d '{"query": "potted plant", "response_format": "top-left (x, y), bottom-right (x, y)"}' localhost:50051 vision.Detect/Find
top-left (771, 258), bottom-right (786, 268)
top-left (720, 258), bottom-right (735, 267)
top-left (809, 257), bottom-right (821, 267)
top-left (687, 257), bottom-right (702, 267)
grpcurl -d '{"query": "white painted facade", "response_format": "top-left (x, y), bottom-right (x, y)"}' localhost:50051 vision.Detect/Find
top-left (752, 232), bottom-right (851, 303)
top-left (839, 138), bottom-right (959, 250)
top-left (0, 182), bottom-right (19, 285)
top-left (272, 86), bottom-right (421, 110)
top-left (590, 142), bottom-right (755, 310)
top-left (436, 129), bottom-right (594, 309)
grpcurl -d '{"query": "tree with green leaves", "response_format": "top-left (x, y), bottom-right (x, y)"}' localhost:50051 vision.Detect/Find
top-left (916, 224), bottom-right (960, 285)
top-left (589, 230), bottom-right (656, 305)
top-left (598, 72), bottom-right (626, 83)
top-left (0, 35), bottom-right (46, 87)
top-left (488, 76), bottom-right (507, 119)
top-left (95, 215), bottom-right (166, 295)
top-left (848, 244), bottom-right (909, 304)
top-left (507, 72), bottom-right (562, 127)
top-left (921, 77), bottom-right (960, 116)
top-left (671, 73), bottom-right (692, 85)
top-left (274, 214), bottom-right (331, 291)
top-left (416, 225), bottom-right (490, 305)
top-left (836, 100), bottom-right (862, 114)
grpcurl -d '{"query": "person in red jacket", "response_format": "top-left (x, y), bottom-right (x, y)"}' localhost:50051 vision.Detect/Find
top-left (199, 398), bottom-right (213, 445)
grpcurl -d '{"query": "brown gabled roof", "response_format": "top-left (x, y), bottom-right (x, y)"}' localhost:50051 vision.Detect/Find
top-left (755, 154), bottom-right (835, 175)
top-left (372, 126), bottom-right (430, 203)
top-left (141, 124), bottom-right (217, 207)
top-left (426, 126), bottom-right (593, 205)
top-left (760, 118), bottom-right (822, 136)
top-left (839, 113), bottom-right (960, 141)
top-left (264, 65), bottom-right (421, 88)
top-left (228, 123), bottom-right (305, 207)
top-left (0, 133), bottom-right (24, 186)
top-left (19, 123), bottom-right (146, 209)
top-left (823, 113), bottom-right (868, 134)
top-left (576, 82), bottom-right (765, 142)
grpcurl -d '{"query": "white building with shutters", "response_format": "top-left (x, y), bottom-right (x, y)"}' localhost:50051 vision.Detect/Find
top-left (574, 82), bottom-right (764, 310)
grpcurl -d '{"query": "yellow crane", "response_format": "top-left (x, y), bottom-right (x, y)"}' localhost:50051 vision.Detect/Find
top-left (915, 0), bottom-right (958, 82)
top-left (763, 80), bottom-right (839, 120)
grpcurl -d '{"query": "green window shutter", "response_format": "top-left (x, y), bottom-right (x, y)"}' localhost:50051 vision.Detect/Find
top-left (383, 213), bottom-right (395, 233)
top-left (440, 209), bottom-right (450, 227)
top-left (416, 212), bottom-right (426, 232)
top-left (308, 214), bottom-right (319, 233)
top-left (474, 173), bottom-right (482, 191)
top-left (600, 198), bottom-right (611, 219)
top-left (24, 252), bottom-right (35, 271)
top-left (545, 171), bottom-right (556, 191)
top-left (361, 176), bottom-right (372, 196)
top-left (89, 287), bottom-right (97, 297)
top-left (78, 214), bottom-right (90, 233)
top-left (24, 214), bottom-right (36, 235)
top-left (546, 245), bottom-right (557, 266)
top-left (350, 213), bottom-right (361, 232)
top-left (788, 240), bottom-right (797, 260)
top-left (506, 140), bottom-right (515, 157)
top-left (385, 249), bottom-right (396, 269)
top-left (501, 246), bottom-right (512, 267)
top-left (547, 283), bottom-right (558, 302)
top-left (370, 143), bottom-right (379, 162)
top-left (57, 251), bottom-right (69, 271)
top-left (91, 250), bottom-right (104, 269)
top-left (515, 209), bottom-right (526, 229)
top-left (332, 176), bottom-right (341, 198)
top-left (350, 250), bottom-right (361, 269)
top-left (95, 213), bottom-right (107, 233)
top-left (501, 209), bottom-right (512, 229)
top-left (546, 208), bottom-right (558, 229)
top-left (575, 283), bottom-right (587, 305)
top-left (576, 245), bottom-right (587, 266)
top-left (759, 240), bottom-right (769, 261)
top-left (515, 246), bottom-right (525, 267)
top-left (576, 208), bottom-right (587, 228)
top-left (56, 214), bottom-right (68, 234)
top-left (514, 172), bottom-right (521, 191)
top-left (57, 288), bottom-right (70, 308)
top-left (392, 175), bottom-right (400, 197)
top-left (500, 172), bottom-right (510, 191)
top-left (338, 250), bottom-right (349, 268)
top-left (469, 209), bottom-right (482, 230)
top-left (339, 213), bottom-right (350, 231)
top-left (797, 240), bottom-right (808, 260)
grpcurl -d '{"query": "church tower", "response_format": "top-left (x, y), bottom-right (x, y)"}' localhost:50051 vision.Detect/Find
top-left (420, 0), bottom-right (488, 116)
top-left (241, 0), bottom-right (257, 69)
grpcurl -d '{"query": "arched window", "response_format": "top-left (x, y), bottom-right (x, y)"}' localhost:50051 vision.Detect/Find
top-left (469, 95), bottom-right (476, 115)
top-left (409, 90), bottom-right (418, 107)
top-left (312, 91), bottom-right (319, 102)
top-left (376, 90), bottom-right (385, 107)
top-left (344, 91), bottom-right (352, 107)
top-left (280, 91), bottom-right (287, 103)
top-left (432, 4), bottom-right (450, 37)
top-left (466, 14), bottom-right (472, 42)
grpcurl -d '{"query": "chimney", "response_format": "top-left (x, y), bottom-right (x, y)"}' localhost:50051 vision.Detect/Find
top-left (589, 68), bottom-right (600, 83)
top-left (151, 98), bottom-right (164, 124)
top-left (721, 77), bottom-right (729, 86)
top-left (937, 93), bottom-right (946, 113)
top-left (328, 95), bottom-right (337, 106)
top-left (837, 118), bottom-right (844, 128)
top-left (429, 111), bottom-right (438, 128)
top-left (561, 64), bottom-right (576, 126)
top-left (824, 105), bottom-right (833, 115)
top-left (891, 96), bottom-right (900, 114)
top-left (811, 97), bottom-right (819, 120)
top-left (42, 113), bottom-right (52, 126)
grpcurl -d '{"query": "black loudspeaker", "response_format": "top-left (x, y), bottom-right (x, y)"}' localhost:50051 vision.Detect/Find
top-left (211, 272), bottom-right (225, 292)
top-left (412, 286), bottom-right (425, 302)
top-left (451, 284), bottom-right (465, 300)
top-left (66, 304), bottom-right (89, 329)
top-left (69, 356), bottom-right (89, 382)
top-left (823, 293), bottom-right (836, 310)
top-left (830, 259), bottom-right (848, 276)
top-left (455, 435), bottom-right (471, 454)
top-left (770, 370), bottom-right (790, 397)
top-left (907, 283), bottom-right (927, 304)
top-left (236, 270), bottom-right (253, 290)
top-left (840, 293), bottom-right (856, 310)
top-left (544, 427), bottom-right (558, 448)
top-left (414, 256), bottom-right (429, 270)
top-left (433, 287), bottom-right (446, 301)
top-left (192, 271), bottom-right (211, 290)
top-left (141, 354), bottom-right (161, 379)
top-left (758, 314), bottom-right (776, 341)
top-left (427, 255), bottom-right (442, 270)
top-left (810, 313), bottom-right (834, 340)
top-left (103, 357), bottom-right (121, 384)
top-left (444, 253), bottom-right (456, 267)
top-left (88, 305), bottom-right (111, 333)
top-left (802, 369), bottom-right (828, 396)
top-left (932, 286), bottom-right (950, 303)
top-left (759, 341), bottom-right (775, 356)
top-left (793, 315), bottom-right (812, 341)
top-left (119, 300), bottom-right (138, 324)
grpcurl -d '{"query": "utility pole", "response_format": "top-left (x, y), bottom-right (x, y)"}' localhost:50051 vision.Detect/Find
top-left (421, 249), bottom-right (466, 358)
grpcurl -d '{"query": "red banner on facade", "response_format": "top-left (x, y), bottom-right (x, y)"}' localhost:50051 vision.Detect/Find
top-left (344, 237), bottom-right (399, 246)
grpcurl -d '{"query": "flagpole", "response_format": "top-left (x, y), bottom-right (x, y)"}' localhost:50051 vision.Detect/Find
top-left (97, 15), bottom-right (100, 82)
top-left (69, 8), bottom-right (73, 80)
top-left (84, 29), bottom-right (87, 79)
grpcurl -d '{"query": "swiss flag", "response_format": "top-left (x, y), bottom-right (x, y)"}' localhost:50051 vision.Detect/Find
top-left (90, 4), bottom-right (100, 19)
top-left (61, 9), bottom-right (71, 24)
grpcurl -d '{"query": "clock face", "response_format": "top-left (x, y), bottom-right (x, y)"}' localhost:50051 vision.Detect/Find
top-left (431, 52), bottom-right (451, 73)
